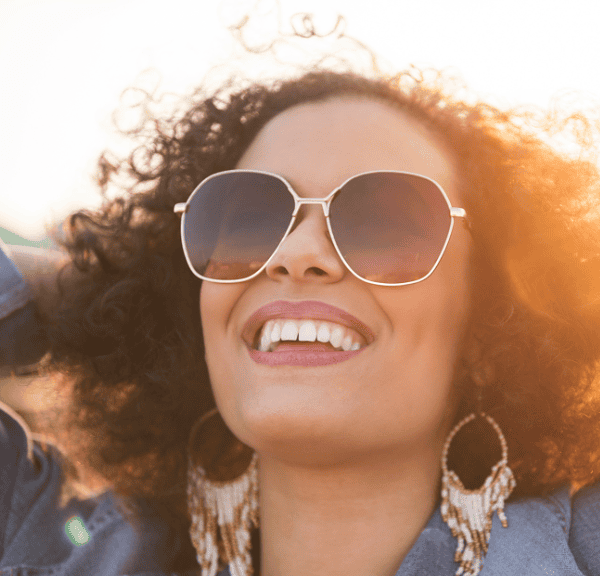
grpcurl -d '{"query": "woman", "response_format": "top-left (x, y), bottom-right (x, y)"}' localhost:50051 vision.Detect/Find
top-left (1, 31), bottom-right (600, 576)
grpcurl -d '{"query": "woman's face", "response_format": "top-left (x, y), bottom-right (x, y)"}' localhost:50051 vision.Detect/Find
top-left (200, 97), bottom-right (473, 466)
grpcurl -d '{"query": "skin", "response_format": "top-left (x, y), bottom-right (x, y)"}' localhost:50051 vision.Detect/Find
top-left (200, 97), bottom-right (475, 576)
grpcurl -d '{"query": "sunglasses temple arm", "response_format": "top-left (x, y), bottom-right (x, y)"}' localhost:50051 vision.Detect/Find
top-left (451, 207), bottom-right (471, 232)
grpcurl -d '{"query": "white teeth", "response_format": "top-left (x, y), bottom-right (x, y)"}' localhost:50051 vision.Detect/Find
top-left (317, 324), bottom-right (330, 343)
top-left (298, 321), bottom-right (317, 342)
top-left (341, 335), bottom-right (353, 351)
top-left (259, 331), bottom-right (271, 352)
top-left (281, 321), bottom-right (299, 341)
top-left (270, 322), bottom-right (281, 343)
top-left (255, 319), bottom-right (366, 352)
top-left (258, 320), bottom-right (273, 352)
top-left (330, 326), bottom-right (344, 348)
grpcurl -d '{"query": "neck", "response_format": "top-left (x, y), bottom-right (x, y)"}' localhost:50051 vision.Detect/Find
top-left (257, 446), bottom-right (441, 576)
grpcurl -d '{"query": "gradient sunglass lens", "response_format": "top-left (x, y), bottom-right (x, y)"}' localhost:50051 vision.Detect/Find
top-left (183, 172), bottom-right (294, 280)
top-left (329, 172), bottom-right (452, 284)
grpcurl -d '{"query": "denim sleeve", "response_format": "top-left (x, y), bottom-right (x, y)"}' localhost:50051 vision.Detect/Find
top-left (569, 481), bottom-right (600, 576)
top-left (0, 240), bottom-right (49, 370)
top-left (0, 239), bottom-right (33, 320)
top-left (0, 401), bottom-right (200, 574)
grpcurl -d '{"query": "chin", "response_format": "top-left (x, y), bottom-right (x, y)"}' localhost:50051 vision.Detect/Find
top-left (225, 389), bottom-right (361, 462)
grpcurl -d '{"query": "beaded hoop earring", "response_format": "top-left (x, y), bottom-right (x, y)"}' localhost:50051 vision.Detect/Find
top-left (187, 408), bottom-right (260, 576)
top-left (440, 412), bottom-right (516, 576)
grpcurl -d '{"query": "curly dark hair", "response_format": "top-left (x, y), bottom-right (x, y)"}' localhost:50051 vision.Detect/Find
top-left (36, 23), bottom-right (600, 558)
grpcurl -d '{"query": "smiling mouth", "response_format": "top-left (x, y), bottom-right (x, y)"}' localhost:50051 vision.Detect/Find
top-left (252, 318), bottom-right (368, 352)
top-left (247, 337), bottom-right (367, 367)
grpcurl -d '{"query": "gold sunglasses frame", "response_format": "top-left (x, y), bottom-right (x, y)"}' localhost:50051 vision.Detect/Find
top-left (174, 169), bottom-right (470, 287)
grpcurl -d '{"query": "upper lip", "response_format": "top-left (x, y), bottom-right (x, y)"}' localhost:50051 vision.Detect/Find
top-left (242, 300), bottom-right (376, 348)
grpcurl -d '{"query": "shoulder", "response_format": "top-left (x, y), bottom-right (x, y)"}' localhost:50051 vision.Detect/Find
top-left (476, 483), bottom-right (600, 576)
top-left (526, 481), bottom-right (600, 574)
top-left (397, 482), bottom-right (600, 576)
top-left (0, 403), bottom-right (198, 574)
top-left (569, 481), bottom-right (600, 576)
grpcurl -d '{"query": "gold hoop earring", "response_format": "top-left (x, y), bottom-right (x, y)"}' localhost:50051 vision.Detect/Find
top-left (187, 407), bottom-right (259, 576)
top-left (440, 412), bottom-right (516, 576)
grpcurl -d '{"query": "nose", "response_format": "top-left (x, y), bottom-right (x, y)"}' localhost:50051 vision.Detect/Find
top-left (264, 204), bottom-right (347, 284)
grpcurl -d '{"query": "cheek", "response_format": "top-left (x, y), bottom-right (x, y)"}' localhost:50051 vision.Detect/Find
top-left (199, 281), bottom-right (260, 431)
top-left (377, 253), bottom-right (472, 424)
top-left (199, 283), bottom-right (218, 353)
top-left (199, 282), bottom-right (239, 376)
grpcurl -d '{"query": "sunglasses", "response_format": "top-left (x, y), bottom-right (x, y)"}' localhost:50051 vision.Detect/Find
top-left (173, 169), bottom-right (469, 287)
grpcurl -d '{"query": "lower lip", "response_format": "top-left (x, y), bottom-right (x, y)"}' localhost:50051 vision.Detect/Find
top-left (246, 342), bottom-right (366, 366)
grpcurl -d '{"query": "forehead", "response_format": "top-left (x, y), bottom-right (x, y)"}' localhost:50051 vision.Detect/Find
top-left (235, 96), bottom-right (460, 203)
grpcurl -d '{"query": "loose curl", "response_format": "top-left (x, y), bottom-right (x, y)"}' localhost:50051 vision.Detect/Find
top-left (37, 26), bottom-right (600, 549)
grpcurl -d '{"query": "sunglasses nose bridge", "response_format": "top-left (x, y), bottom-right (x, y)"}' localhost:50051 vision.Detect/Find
top-left (291, 197), bottom-right (331, 218)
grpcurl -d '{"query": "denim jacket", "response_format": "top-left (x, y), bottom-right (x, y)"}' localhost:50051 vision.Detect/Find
top-left (1, 242), bottom-right (599, 576)
top-left (0, 240), bottom-right (48, 373)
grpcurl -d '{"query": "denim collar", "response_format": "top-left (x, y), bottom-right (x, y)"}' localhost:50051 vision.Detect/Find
top-left (395, 485), bottom-right (584, 576)
top-left (218, 485), bottom-right (585, 576)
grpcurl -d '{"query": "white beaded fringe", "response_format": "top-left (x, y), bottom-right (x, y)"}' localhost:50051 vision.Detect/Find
top-left (188, 453), bottom-right (259, 576)
top-left (440, 412), bottom-right (516, 576)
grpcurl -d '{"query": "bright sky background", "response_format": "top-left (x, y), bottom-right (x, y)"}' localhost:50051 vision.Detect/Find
top-left (1, 0), bottom-right (600, 241)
